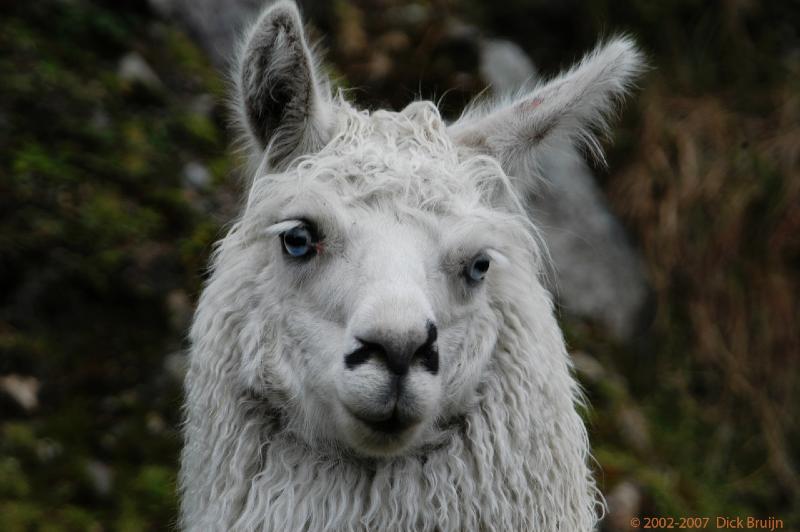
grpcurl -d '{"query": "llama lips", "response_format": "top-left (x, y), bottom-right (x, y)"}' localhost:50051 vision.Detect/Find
top-left (350, 408), bottom-right (419, 435)
top-left (360, 413), bottom-right (418, 435)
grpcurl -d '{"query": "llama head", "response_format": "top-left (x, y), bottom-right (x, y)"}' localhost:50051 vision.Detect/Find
top-left (209, 0), bottom-right (644, 458)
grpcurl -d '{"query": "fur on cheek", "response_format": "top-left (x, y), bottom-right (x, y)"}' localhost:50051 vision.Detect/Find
top-left (437, 309), bottom-right (498, 417)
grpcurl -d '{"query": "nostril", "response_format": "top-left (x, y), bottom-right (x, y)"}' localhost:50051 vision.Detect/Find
top-left (414, 321), bottom-right (439, 374)
top-left (344, 339), bottom-right (384, 370)
top-left (426, 321), bottom-right (437, 342)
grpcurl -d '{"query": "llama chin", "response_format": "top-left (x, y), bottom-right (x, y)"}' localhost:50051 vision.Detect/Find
top-left (179, 1), bottom-right (644, 530)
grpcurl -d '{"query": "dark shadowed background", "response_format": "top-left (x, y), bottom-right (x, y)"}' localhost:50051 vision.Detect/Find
top-left (1, 0), bottom-right (798, 530)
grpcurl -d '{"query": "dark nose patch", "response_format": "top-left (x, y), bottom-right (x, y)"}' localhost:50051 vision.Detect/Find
top-left (416, 321), bottom-right (439, 374)
top-left (344, 340), bottom-right (384, 370)
top-left (344, 320), bottom-right (439, 375)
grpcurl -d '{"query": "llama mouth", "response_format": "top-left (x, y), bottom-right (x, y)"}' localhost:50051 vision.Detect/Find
top-left (351, 409), bottom-right (419, 435)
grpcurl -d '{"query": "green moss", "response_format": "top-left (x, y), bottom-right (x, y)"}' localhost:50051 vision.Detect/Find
top-left (0, 502), bottom-right (44, 532)
top-left (132, 465), bottom-right (177, 513)
top-left (0, 458), bottom-right (31, 498)
top-left (0, 1), bottom-right (226, 527)
top-left (160, 26), bottom-right (225, 96)
top-left (2, 423), bottom-right (38, 452)
top-left (179, 112), bottom-right (220, 145)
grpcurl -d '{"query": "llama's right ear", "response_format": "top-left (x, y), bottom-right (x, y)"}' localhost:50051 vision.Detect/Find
top-left (448, 37), bottom-right (645, 179)
top-left (235, 1), bottom-right (333, 169)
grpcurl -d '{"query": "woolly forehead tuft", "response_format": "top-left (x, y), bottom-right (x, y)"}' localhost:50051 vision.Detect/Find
top-left (253, 101), bottom-right (525, 215)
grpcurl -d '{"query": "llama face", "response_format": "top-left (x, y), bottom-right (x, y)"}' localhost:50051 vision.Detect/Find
top-left (216, 1), bottom-right (643, 457)
top-left (236, 115), bottom-right (530, 456)
top-left (274, 211), bottom-right (490, 455)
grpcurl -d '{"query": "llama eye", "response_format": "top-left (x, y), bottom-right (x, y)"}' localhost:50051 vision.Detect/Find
top-left (281, 224), bottom-right (317, 258)
top-left (464, 253), bottom-right (491, 284)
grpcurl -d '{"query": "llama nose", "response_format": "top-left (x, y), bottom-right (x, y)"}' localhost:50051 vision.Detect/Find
top-left (345, 321), bottom-right (438, 375)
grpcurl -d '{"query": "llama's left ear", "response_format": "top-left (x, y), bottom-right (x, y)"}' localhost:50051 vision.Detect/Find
top-left (449, 37), bottom-right (645, 178)
top-left (235, 1), bottom-right (334, 170)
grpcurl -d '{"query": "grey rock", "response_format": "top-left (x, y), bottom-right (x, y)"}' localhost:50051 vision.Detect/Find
top-left (118, 52), bottom-right (163, 91)
top-left (189, 93), bottom-right (217, 118)
top-left (570, 350), bottom-right (607, 383)
top-left (166, 289), bottom-right (194, 330)
top-left (182, 161), bottom-right (212, 190)
top-left (0, 374), bottom-right (40, 411)
top-left (36, 439), bottom-right (63, 462)
top-left (616, 403), bottom-right (652, 454)
top-left (90, 108), bottom-right (111, 132)
top-left (164, 351), bottom-right (188, 382)
top-left (146, 412), bottom-right (167, 434)
top-left (604, 480), bottom-right (642, 532)
top-left (85, 460), bottom-right (113, 497)
top-left (389, 4), bottom-right (430, 27)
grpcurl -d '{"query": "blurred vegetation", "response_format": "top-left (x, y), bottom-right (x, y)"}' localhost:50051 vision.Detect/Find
top-left (0, 1), bottom-right (234, 529)
top-left (1, 0), bottom-right (798, 530)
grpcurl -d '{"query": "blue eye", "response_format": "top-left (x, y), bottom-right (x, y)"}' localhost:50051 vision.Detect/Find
top-left (281, 224), bottom-right (316, 258)
top-left (465, 253), bottom-right (491, 284)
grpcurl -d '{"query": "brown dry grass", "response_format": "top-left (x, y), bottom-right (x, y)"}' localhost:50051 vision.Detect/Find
top-left (609, 78), bottom-right (800, 506)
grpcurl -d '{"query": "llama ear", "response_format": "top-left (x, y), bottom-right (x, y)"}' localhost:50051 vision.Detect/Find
top-left (449, 37), bottom-right (645, 178)
top-left (235, 1), bottom-right (333, 169)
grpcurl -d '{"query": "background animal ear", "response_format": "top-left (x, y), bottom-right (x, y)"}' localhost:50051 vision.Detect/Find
top-left (235, 1), bottom-right (333, 169)
top-left (448, 37), bottom-right (645, 179)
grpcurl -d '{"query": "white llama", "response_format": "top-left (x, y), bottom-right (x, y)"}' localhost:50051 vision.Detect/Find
top-left (179, 2), bottom-right (644, 530)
